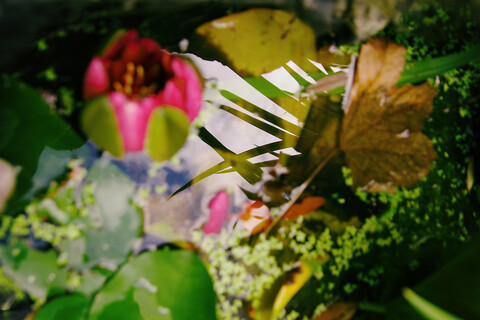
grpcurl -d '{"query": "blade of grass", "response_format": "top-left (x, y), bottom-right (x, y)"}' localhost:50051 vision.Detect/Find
top-left (220, 105), bottom-right (298, 140)
top-left (220, 90), bottom-right (303, 136)
top-left (402, 288), bottom-right (462, 320)
top-left (170, 140), bottom-right (297, 198)
top-left (397, 45), bottom-right (480, 86)
top-left (198, 127), bottom-right (263, 184)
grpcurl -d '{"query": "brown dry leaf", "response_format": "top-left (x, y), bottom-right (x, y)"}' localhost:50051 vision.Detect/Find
top-left (315, 302), bottom-right (357, 320)
top-left (340, 38), bottom-right (437, 191)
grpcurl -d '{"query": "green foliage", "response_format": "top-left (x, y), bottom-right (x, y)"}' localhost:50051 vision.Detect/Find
top-left (89, 249), bottom-right (217, 320)
top-left (35, 294), bottom-right (89, 320)
top-left (388, 236), bottom-right (480, 319)
top-left (0, 76), bottom-right (84, 213)
top-left (0, 241), bottom-right (68, 301)
top-left (146, 107), bottom-right (191, 162)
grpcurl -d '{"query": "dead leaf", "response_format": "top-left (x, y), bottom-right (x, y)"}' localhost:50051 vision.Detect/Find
top-left (340, 38), bottom-right (437, 191)
top-left (285, 196), bottom-right (326, 219)
top-left (315, 302), bottom-right (357, 320)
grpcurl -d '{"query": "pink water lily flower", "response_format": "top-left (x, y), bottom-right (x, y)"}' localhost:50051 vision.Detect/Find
top-left (83, 30), bottom-right (203, 159)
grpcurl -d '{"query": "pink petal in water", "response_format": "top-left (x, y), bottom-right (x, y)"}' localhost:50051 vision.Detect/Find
top-left (203, 190), bottom-right (230, 234)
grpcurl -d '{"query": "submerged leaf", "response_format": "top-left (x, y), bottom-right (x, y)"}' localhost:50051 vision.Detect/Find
top-left (340, 38), bottom-right (437, 191)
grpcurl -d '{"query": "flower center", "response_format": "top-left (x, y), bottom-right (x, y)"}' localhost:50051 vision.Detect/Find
top-left (113, 62), bottom-right (159, 100)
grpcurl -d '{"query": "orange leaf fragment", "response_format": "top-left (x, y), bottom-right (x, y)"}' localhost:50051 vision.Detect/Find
top-left (285, 196), bottom-right (326, 219)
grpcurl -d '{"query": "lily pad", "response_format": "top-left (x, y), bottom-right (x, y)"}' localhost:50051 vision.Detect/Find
top-left (34, 294), bottom-right (89, 320)
top-left (0, 241), bottom-right (67, 301)
top-left (0, 77), bottom-right (84, 213)
top-left (61, 159), bottom-right (141, 270)
top-left (145, 106), bottom-right (190, 162)
top-left (89, 249), bottom-right (217, 320)
top-left (340, 38), bottom-right (437, 191)
top-left (191, 8), bottom-right (317, 76)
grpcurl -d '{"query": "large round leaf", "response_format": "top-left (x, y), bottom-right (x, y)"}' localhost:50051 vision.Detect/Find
top-left (145, 107), bottom-right (190, 162)
top-left (35, 294), bottom-right (89, 320)
top-left (81, 96), bottom-right (124, 158)
top-left (0, 242), bottom-right (67, 301)
top-left (191, 8), bottom-right (317, 76)
top-left (89, 249), bottom-right (217, 320)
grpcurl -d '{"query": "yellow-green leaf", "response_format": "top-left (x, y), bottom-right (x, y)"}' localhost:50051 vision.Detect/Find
top-left (81, 96), bottom-right (124, 158)
top-left (145, 106), bottom-right (190, 162)
top-left (272, 261), bottom-right (312, 318)
top-left (191, 8), bottom-right (317, 76)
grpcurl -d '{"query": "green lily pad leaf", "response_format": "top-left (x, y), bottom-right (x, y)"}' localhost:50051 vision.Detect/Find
top-left (81, 96), bottom-right (124, 158)
top-left (66, 159), bottom-right (141, 269)
top-left (89, 249), bottom-right (217, 320)
top-left (191, 8), bottom-right (317, 76)
top-left (134, 287), bottom-right (173, 320)
top-left (0, 76), bottom-right (84, 213)
top-left (146, 107), bottom-right (190, 162)
top-left (23, 144), bottom-right (91, 202)
top-left (35, 294), bottom-right (89, 320)
top-left (0, 242), bottom-right (67, 301)
top-left (75, 270), bottom-right (106, 297)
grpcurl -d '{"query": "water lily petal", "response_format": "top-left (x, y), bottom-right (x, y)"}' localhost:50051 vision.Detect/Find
top-left (0, 159), bottom-right (17, 213)
top-left (172, 57), bottom-right (203, 122)
top-left (122, 41), bottom-right (148, 64)
top-left (83, 58), bottom-right (110, 100)
top-left (102, 29), bottom-right (139, 59)
top-left (203, 191), bottom-right (230, 234)
top-left (109, 92), bottom-right (155, 152)
top-left (139, 38), bottom-right (162, 54)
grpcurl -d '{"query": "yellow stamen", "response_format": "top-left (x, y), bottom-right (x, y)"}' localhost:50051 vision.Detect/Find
top-left (136, 65), bottom-right (145, 81)
top-left (148, 83), bottom-right (158, 94)
top-left (113, 82), bottom-right (123, 92)
top-left (124, 84), bottom-right (132, 96)
top-left (124, 74), bottom-right (134, 86)
top-left (126, 62), bottom-right (135, 75)
top-left (140, 86), bottom-right (149, 96)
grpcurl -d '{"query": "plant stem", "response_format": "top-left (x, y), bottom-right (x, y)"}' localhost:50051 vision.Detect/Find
top-left (264, 148), bottom-right (339, 235)
top-left (358, 302), bottom-right (387, 314)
